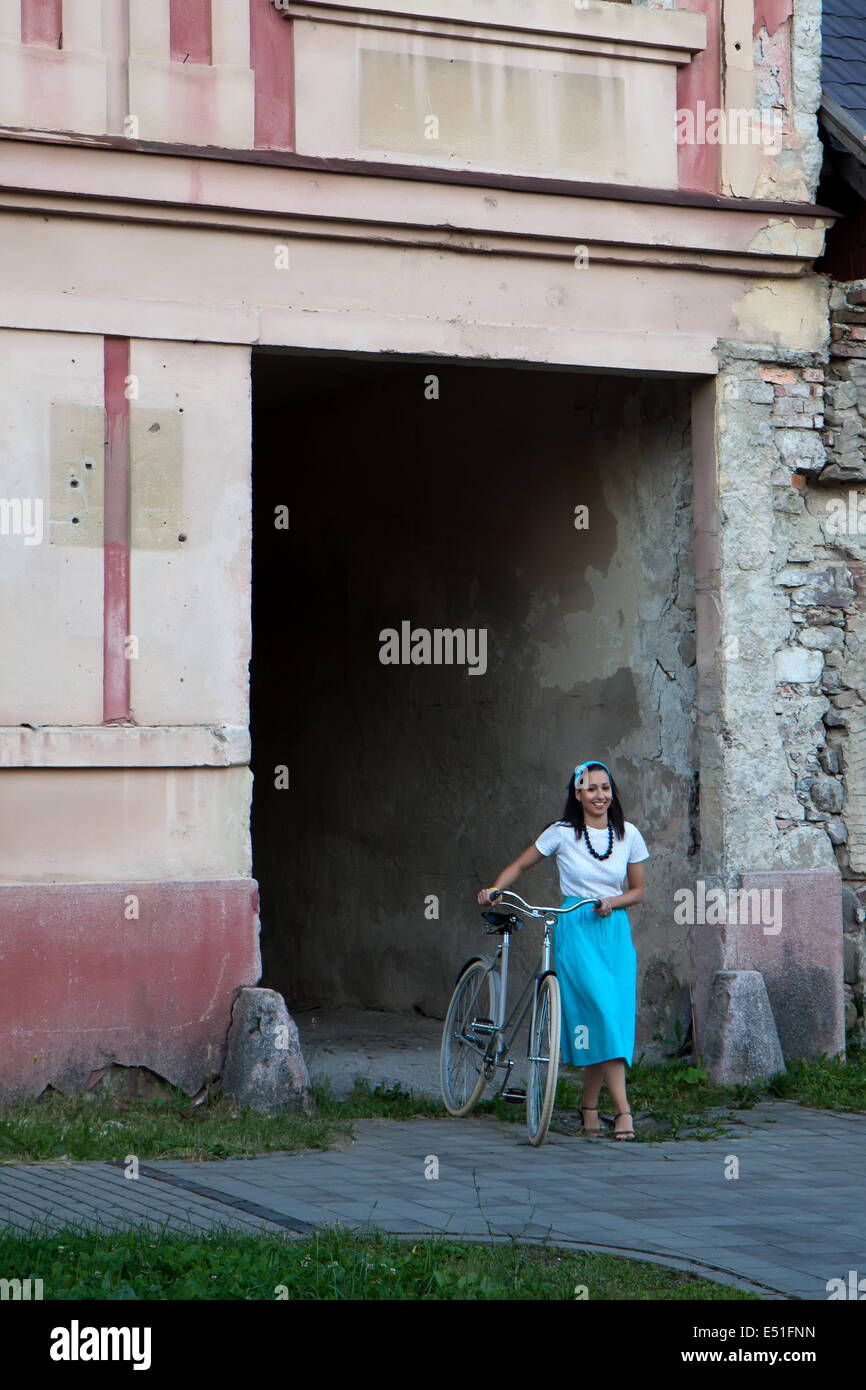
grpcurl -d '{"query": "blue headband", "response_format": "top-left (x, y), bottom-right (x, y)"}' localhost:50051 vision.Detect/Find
top-left (573, 761), bottom-right (611, 786)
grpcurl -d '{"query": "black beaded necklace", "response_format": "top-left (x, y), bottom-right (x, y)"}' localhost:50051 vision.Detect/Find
top-left (582, 820), bottom-right (614, 860)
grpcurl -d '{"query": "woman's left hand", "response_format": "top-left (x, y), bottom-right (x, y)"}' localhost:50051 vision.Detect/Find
top-left (594, 898), bottom-right (615, 917)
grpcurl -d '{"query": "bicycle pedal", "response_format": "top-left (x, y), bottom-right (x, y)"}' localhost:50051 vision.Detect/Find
top-left (502, 1088), bottom-right (527, 1102)
top-left (471, 1018), bottom-right (496, 1035)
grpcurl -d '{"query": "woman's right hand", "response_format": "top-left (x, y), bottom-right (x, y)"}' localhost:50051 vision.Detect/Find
top-left (477, 887), bottom-right (498, 906)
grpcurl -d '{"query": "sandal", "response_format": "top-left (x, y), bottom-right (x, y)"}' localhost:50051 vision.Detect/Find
top-left (613, 1110), bottom-right (635, 1141)
top-left (579, 1105), bottom-right (601, 1136)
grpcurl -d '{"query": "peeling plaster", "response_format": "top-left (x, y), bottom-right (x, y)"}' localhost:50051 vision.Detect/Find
top-left (745, 218), bottom-right (826, 258)
top-left (753, 0), bottom-right (793, 40)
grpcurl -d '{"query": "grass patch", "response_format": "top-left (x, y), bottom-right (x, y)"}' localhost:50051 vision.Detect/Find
top-left (2, 1040), bottom-right (864, 1163)
top-left (549, 1035), bottom-right (866, 1142)
top-left (0, 1223), bottom-right (761, 1300)
top-left (0, 1079), bottom-right (443, 1166)
top-left (0, 1087), bottom-right (348, 1165)
top-left (310, 1079), bottom-right (445, 1121)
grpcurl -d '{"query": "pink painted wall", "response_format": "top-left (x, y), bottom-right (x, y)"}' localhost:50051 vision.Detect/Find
top-left (676, 0), bottom-right (722, 193)
top-left (690, 871), bottom-right (845, 1062)
top-left (20, 0), bottom-right (61, 48)
top-left (249, 0), bottom-right (294, 149)
top-left (170, 0), bottom-right (213, 66)
top-left (103, 336), bottom-right (131, 725)
top-left (753, 0), bottom-right (793, 38)
top-left (0, 881), bottom-right (261, 1098)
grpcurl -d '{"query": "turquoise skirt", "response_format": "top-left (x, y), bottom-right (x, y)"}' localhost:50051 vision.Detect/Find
top-left (552, 897), bottom-right (637, 1067)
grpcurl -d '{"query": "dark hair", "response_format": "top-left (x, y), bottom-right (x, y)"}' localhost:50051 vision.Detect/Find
top-left (557, 763), bottom-right (625, 841)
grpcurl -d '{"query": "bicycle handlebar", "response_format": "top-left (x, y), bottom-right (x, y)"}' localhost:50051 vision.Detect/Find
top-left (487, 888), bottom-right (602, 916)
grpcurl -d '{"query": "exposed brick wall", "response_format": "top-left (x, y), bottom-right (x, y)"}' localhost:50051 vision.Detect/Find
top-left (759, 364), bottom-right (826, 479)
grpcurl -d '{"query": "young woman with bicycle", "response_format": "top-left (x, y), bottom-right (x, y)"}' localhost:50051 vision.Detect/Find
top-left (478, 761), bottom-right (648, 1140)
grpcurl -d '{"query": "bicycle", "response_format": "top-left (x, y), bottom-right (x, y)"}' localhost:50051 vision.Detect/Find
top-left (439, 888), bottom-right (602, 1146)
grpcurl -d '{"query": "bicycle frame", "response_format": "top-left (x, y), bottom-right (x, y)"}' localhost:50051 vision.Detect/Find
top-left (485, 926), bottom-right (548, 1086)
top-left (469, 891), bottom-right (600, 1094)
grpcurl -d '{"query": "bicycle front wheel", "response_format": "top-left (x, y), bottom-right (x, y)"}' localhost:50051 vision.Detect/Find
top-left (440, 959), bottom-right (498, 1117)
top-left (527, 972), bottom-right (561, 1146)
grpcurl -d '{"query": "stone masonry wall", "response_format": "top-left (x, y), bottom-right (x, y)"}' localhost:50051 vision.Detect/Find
top-left (715, 342), bottom-right (865, 1042)
top-left (727, 293), bottom-right (866, 1044)
top-left (820, 282), bottom-right (866, 1039)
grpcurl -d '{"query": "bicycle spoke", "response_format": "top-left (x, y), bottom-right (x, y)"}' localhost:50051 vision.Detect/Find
top-left (526, 975), bottom-right (559, 1146)
top-left (440, 962), bottom-right (497, 1115)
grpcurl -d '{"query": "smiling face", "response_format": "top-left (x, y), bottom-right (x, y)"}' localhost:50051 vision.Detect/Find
top-left (577, 769), bottom-right (611, 819)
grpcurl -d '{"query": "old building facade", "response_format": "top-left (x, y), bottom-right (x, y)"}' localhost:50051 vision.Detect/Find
top-left (0, 0), bottom-right (859, 1097)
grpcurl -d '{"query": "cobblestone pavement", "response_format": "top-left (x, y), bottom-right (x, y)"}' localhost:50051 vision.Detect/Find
top-left (1, 1099), bottom-right (863, 1300)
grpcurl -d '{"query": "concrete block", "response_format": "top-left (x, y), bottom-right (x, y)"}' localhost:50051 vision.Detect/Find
top-left (222, 987), bottom-right (312, 1114)
top-left (703, 971), bottom-right (785, 1084)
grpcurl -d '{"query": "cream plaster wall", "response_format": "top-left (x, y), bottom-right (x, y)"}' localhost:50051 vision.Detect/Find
top-left (0, 40), bottom-right (108, 134)
top-left (0, 0), bottom-right (254, 147)
top-left (294, 18), bottom-right (680, 186)
top-left (0, 330), bottom-right (104, 725)
top-left (128, 341), bottom-right (252, 727)
top-left (0, 766), bottom-right (252, 881)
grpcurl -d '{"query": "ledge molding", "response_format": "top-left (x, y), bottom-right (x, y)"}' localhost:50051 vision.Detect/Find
top-left (279, 0), bottom-right (706, 65)
top-left (0, 724), bottom-right (251, 767)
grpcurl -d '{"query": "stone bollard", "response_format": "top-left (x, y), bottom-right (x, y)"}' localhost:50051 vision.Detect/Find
top-left (221, 987), bottom-right (312, 1113)
top-left (703, 970), bottom-right (786, 1085)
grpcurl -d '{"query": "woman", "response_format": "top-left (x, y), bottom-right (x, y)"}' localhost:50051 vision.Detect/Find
top-left (477, 761), bottom-right (648, 1140)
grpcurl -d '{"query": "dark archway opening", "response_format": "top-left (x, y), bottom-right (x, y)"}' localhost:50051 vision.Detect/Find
top-left (250, 351), bottom-right (676, 1021)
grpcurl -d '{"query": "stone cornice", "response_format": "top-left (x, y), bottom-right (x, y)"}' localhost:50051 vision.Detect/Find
top-left (0, 129), bottom-right (833, 372)
top-left (0, 726), bottom-right (251, 768)
top-left (0, 129), bottom-right (833, 274)
top-left (278, 0), bottom-right (706, 65)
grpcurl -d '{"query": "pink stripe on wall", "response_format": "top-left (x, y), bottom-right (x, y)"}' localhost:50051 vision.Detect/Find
top-left (676, 0), bottom-right (722, 194)
top-left (250, 0), bottom-right (295, 150)
top-left (170, 0), bottom-right (212, 65)
top-left (20, 0), bottom-right (62, 47)
top-left (103, 337), bottom-right (132, 725)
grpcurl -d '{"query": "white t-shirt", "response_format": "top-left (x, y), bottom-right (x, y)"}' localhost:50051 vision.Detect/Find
top-left (535, 820), bottom-right (649, 901)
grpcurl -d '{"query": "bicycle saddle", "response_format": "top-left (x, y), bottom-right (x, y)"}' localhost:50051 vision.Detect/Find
top-left (482, 910), bottom-right (523, 933)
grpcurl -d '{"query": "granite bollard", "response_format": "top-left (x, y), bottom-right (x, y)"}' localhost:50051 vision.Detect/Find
top-left (703, 970), bottom-right (786, 1085)
top-left (222, 987), bottom-right (312, 1113)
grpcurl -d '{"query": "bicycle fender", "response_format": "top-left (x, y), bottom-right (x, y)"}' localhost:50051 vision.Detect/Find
top-left (453, 954), bottom-right (497, 986)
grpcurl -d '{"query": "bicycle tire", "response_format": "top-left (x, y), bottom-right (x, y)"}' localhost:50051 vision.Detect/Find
top-left (440, 958), bottom-right (499, 1117)
top-left (526, 971), bottom-right (561, 1146)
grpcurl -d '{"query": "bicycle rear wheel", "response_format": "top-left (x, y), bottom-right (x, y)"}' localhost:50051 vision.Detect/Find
top-left (440, 959), bottom-right (498, 1116)
top-left (527, 972), bottom-right (561, 1146)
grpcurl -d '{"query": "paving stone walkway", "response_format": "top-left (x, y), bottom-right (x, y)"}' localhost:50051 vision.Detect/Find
top-left (1, 1099), bottom-right (862, 1300)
